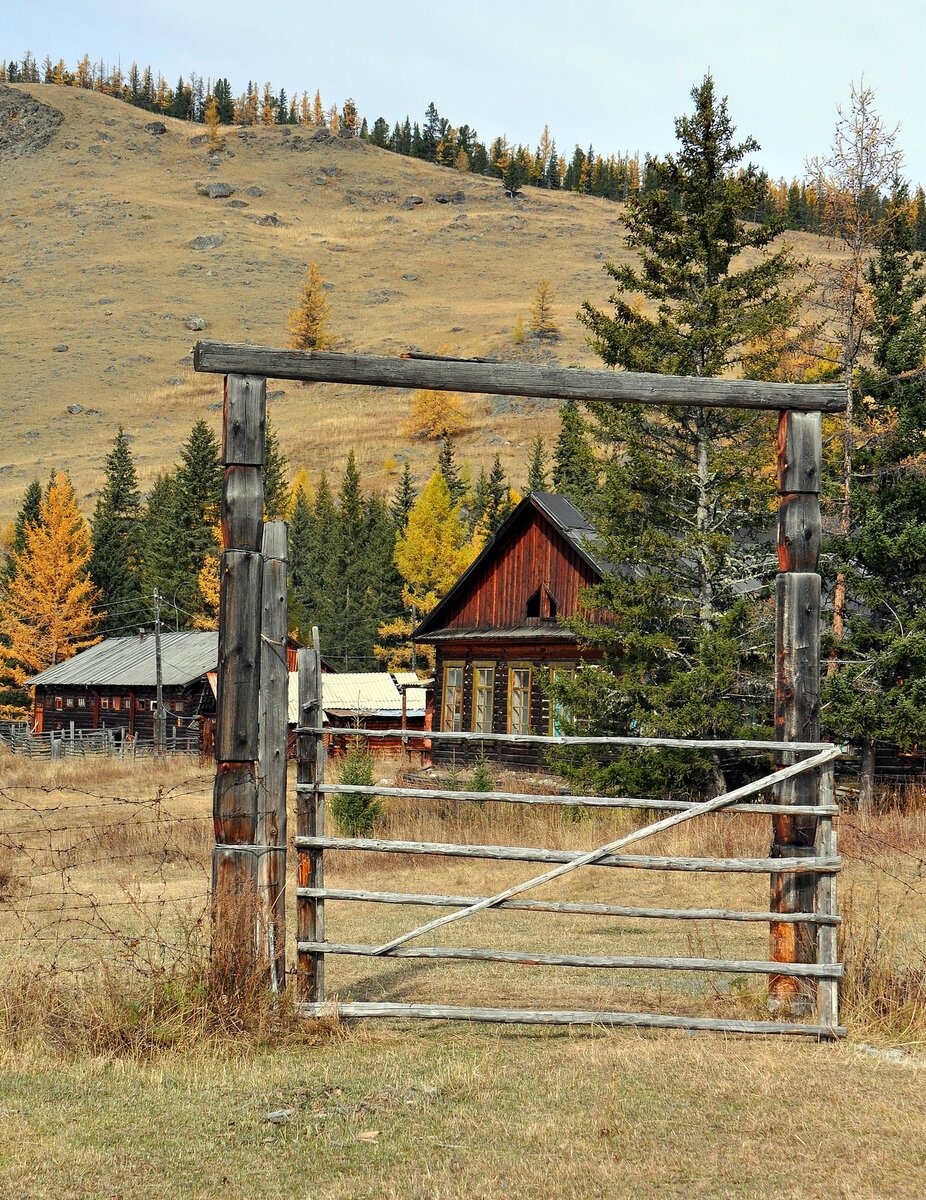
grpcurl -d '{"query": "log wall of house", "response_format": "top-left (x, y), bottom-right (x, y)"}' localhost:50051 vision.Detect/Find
top-left (436, 508), bottom-right (601, 630)
top-left (35, 681), bottom-right (215, 742)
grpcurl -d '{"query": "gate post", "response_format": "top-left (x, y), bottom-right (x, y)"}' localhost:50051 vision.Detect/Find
top-left (257, 520), bottom-right (289, 992)
top-left (771, 409), bottom-right (823, 1005)
top-left (212, 374), bottom-right (266, 987)
top-left (296, 630), bottom-right (325, 1003)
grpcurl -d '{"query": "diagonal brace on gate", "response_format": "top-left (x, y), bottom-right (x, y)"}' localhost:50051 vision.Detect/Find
top-left (371, 745), bottom-right (844, 956)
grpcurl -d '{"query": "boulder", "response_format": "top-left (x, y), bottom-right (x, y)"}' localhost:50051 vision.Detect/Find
top-left (434, 190), bottom-right (465, 204)
top-left (402, 195), bottom-right (424, 210)
top-left (200, 182), bottom-right (234, 199)
top-left (189, 234), bottom-right (224, 250)
top-left (244, 185), bottom-right (263, 196)
top-left (184, 316), bottom-right (208, 331)
top-left (144, 121), bottom-right (167, 136)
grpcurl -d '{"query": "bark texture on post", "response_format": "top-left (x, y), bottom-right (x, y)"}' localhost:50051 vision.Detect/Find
top-left (257, 520), bottom-right (289, 992)
top-left (772, 410), bottom-right (823, 1004)
top-left (296, 633), bottom-right (325, 1003)
top-left (212, 374), bottom-right (266, 989)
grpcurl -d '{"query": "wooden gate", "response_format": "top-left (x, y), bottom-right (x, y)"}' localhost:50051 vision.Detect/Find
top-left (192, 341), bottom-right (846, 1031)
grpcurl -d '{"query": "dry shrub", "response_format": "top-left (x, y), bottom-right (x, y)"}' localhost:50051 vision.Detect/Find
top-left (839, 886), bottom-right (926, 1044)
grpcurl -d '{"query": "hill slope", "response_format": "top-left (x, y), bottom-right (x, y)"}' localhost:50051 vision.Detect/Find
top-left (0, 83), bottom-right (841, 526)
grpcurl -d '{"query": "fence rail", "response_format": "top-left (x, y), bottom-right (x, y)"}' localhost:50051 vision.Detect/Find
top-left (0, 724), bottom-right (199, 759)
top-left (294, 648), bottom-right (847, 1039)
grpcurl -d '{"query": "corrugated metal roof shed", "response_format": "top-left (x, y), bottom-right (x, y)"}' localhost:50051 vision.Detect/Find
top-left (287, 671), bottom-right (427, 724)
top-left (28, 632), bottom-right (218, 688)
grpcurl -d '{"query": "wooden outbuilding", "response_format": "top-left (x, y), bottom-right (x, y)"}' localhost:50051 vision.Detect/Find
top-left (414, 492), bottom-right (608, 769)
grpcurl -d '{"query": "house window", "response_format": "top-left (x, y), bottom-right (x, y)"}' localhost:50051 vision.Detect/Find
top-left (549, 666), bottom-right (575, 736)
top-left (472, 665), bottom-right (495, 734)
top-left (113, 696), bottom-right (121, 712)
top-left (54, 695), bottom-right (63, 711)
top-left (101, 695), bottom-right (110, 710)
top-left (136, 697), bottom-right (145, 712)
top-left (442, 664), bottom-right (464, 732)
top-left (508, 666), bottom-right (532, 735)
top-left (526, 586), bottom-right (558, 621)
top-left (76, 695), bottom-right (87, 710)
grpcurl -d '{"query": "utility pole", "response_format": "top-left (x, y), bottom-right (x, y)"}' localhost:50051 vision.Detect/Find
top-left (153, 588), bottom-right (166, 754)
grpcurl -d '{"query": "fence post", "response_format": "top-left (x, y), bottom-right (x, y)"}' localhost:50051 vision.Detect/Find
top-left (296, 630), bottom-right (325, 1003)
top-left (212, 373), bottom-right (266, 987)
top-left (815, 761), bottom-right (839, 1033)
top-left (771, 410), bottom-right (823, 1007)
top-left (257, 520), bottom-right (289, 992)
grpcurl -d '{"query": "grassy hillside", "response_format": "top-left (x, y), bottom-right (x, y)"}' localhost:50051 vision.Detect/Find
top-left (0, 83), bottom-right (843, 527)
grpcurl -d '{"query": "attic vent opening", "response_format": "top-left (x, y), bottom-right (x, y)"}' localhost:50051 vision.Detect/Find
top-left (526, 586), bottom-right (558, 622)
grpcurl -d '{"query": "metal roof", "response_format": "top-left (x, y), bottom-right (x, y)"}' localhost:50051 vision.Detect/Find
top-left (287, 671), bottom-right (427, 723)
top-left (28, 632), bottom-right (219, 688)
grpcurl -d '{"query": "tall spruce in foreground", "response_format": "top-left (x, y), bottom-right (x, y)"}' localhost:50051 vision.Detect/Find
top-left (560, 76), bottom-right (802, 794)
top-left (551, 400), bottom-right (598, 510)
top-left (89, 429), bottom-right (144, 636)
top-left (822, 187), bottom-right (926, 810)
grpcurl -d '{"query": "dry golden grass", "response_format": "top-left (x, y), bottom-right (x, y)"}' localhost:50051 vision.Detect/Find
top-left (1, 83), bottom-right (850, 528)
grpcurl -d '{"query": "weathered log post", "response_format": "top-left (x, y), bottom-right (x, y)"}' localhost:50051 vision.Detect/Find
top-left (296, 629), bottom-right (325, 1003)
top-left (212, 374), bottom-right (266, 987)
top-left (771, 409), bottom-right (823, 1007)
top-left (257, 520), bottom-right (289, 992)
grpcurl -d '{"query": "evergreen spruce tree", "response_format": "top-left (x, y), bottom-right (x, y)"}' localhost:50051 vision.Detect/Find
top-left (822, 186), bottom-right (926, 810)
top-left (2, 480), bottom-right (41, 586)
top-left (526, 435), bottom-right (548, 493)
top-left (437, 436), bottom-right (466, 505)
top-left (262, 415), bottom-right (290, 520)
top-left (469, 467), bottom-right (491, 534)
top-left (89, 428), bottom-right (145, 636)
top-left (390, 461), bottom-right (416, 531)
top-left (141, 472), bottom-right (184, 628)
top-left (483, 455), bottom-right (515, 535)
top-left (551, 400), bottom-right (598, 510)
top-left (288, 478), bottom-right (314, 636)
top-left (559, 76), bottom-right (802, 794)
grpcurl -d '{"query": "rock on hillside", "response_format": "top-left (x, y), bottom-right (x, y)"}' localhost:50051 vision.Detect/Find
top-left (0, 85), bottom-right (63, 158)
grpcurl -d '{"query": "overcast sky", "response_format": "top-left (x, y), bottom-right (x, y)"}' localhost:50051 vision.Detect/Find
top-left (7, 0), bottom-right (926, 184)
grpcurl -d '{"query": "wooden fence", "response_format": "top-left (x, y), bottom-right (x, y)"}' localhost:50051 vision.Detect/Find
top-left (293, 646), bottom-right (845, 1038)
top-left (0, 722), bottom-right (199, 758)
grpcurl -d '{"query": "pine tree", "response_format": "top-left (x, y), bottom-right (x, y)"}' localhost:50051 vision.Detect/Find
top-left (2, 480), bottom-right (41, 587)
top-left (526, 435), bottom-right (548, 493)
top-left (561, 75), bottom-right (802, 793)
top-left (390, 461), bottom-right (416, 530)
top-left (436, 437), bottom-right (467, 505)
top-left (263, 415), bottom-right (290, 519)
top-left (332, 736), bottom-right (381, 835)
top-left (482, 456), bottom-right (515, 535)
top-left (551, 400), bottom-right (598, 510)
top-left (288, 477), bottom-right (314, 635)
top-left (529, 278), bottom-right (559, 340)
top-left (89, 428), bottom-right (145, 637)
top-left (822, 186), bottom-right (926, 810)
top-left (0, 474), bottom-right (100, 698)
top-left (288, 262), bottom-right (333, 351)
top-left (171, 420), bottom-right (223, 625)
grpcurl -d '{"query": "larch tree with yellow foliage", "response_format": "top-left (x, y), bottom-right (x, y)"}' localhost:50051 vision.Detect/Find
top-left (289, 263), bottom-right (334, 352)
top-left (404, 389), bottom-right (469, 440)
top-left (0, 474), bottom-right (100, 699)
top-left (376, 471), bottom-right (479, 670)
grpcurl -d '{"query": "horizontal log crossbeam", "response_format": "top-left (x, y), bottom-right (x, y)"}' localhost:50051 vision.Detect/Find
top-left (294, 1001), bottom-right (847, 1038)
top-left (193, 343), bottom-right (846, 412)
top-left (307, 782), bottom-right (837, 816)
top-left (295, 836), bottom-right (840, 874)
top-left (296, 941), bottom-right (842, 978)
top-left (298, 886), bottom-right (840, 925)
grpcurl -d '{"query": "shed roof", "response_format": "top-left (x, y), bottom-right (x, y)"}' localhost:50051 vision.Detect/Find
top-left (28, 632), bottom-right (219, 688)
top-left (287, 671), bottom-right (427, 724)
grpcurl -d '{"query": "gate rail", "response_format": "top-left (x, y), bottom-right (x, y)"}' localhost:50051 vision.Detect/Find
top-left (293, 653), bottom-right (845, 1038)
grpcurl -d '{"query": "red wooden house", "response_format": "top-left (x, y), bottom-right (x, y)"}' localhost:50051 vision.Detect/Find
top-left (413, 492), bottom-right (607, 769)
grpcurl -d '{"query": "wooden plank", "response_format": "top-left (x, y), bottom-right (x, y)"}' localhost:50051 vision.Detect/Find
top-left (815, 765), bottom-right (840, 1033)
top-left (294, 1001), bottom-right (847, 1037)
top-left (193, 343), bottom-right (847, 413)
top-left (297, 942), bottom-right (842, 978)
top-left (257, 520), bottom-right (288, 992)
top-left (777, 410), bottom-right (823, 493)
top-left (313, 726), bottom-right (835, 753)
top-left (296, 836), bottom-right (840, 874)
top-left (222, 466), bottom-right (263, 552)
top-left (297, 886), bottom-right (840, 925)
top-left (215, 550), bottom-right (263, 762)
top-left (295, 637), bottom-right (325, 1003)
top-left (371, 746), bottom-right (843, 956)
top-left (223, 374), bottom-right (266, 465)
top-left (309, 782), bottom-right (838, 816)
top-left (212, 761), bottom-right (258, 843)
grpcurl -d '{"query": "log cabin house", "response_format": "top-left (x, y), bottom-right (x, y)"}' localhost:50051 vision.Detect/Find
top-left (413, 492), bottom-right (607, 770)
top-left (28, 631), bottom-right (220, 742)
